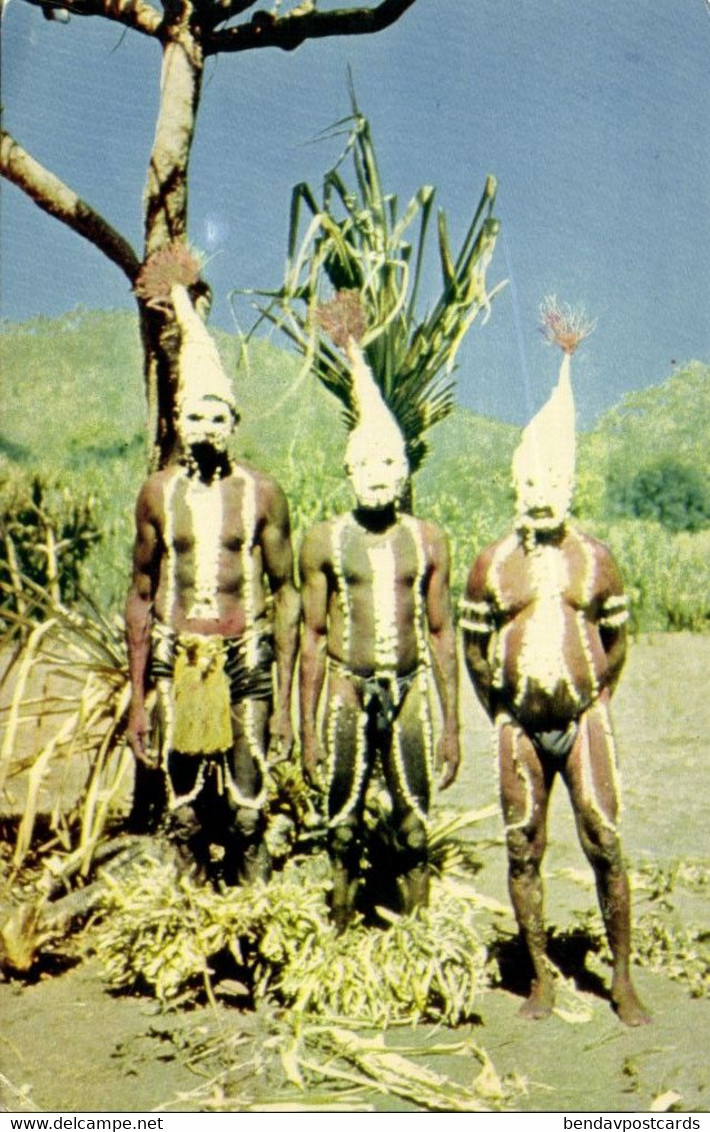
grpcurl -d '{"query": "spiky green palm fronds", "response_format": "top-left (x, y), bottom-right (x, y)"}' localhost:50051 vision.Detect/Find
top-left (237, 95), bottom-right (504, 474)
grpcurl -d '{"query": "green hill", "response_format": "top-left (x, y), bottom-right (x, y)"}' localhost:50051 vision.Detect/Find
top-left (1, 310), bottom-right (708, 630)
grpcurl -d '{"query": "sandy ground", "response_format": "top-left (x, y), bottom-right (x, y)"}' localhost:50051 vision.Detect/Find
top-left (1, 634), bottom-right (709, 1113)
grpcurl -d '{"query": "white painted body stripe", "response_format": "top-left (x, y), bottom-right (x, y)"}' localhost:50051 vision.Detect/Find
top-left (367, 542), bottom-right (399, 671)
top-left (500, 718), bottom-right (534, 832)
top-left (391, 711), bottom-right (429, 828)
top-left (162, 472), bottom-right (181, 623)
top-left (577, 610), bottom-right (599, 699)
top-left (224, 699), bottom-right (267, 809)
top-left (399, 516), bottom-right (428, 665)
top-left (514, 543), bottom-right (580, 710)
top-left (578, 712), bottom-right (618, 833)
top-left (235, 467), bottom-right (259, 664)
top-left (184, 477), bottom-right (224, 621)
top-left (328, 704), bottom-right (369, 827)
top-left (331, 515), bottom-right (352, 663)
top-left (579, 535), bottom-right (596, 607)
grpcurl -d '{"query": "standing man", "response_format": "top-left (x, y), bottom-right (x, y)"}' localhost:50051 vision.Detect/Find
top-left (300, 330), bottom-right (461, 931)
top-left (461, 302), bottom-right (650, 1025)
top-left (126, 284), bottom-right (300, 884)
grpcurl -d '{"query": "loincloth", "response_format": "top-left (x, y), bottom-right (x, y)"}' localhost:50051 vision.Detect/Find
top-left (530, 722), bottom-right (579, 758)
top-left (327, 656), bottom-right (423, 731)
top-left (151, 622), bottom-right (273, 757)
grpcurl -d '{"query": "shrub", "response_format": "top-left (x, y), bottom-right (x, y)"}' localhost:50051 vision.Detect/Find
top-left (0, 467), bottom-right (101, 629)
top-left (608, 458), bottom-right (710, 533)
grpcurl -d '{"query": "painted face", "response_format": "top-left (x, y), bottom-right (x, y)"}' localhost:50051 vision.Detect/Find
top-left (177, 395), bottom-right (236, 453)
top-left (515, 468), bottom-right (573, 532)
top-left (344, 430), bottom-right (409, 510)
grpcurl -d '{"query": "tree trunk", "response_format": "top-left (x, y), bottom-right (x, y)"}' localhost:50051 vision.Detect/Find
top-left (142, 18), bottom-right (206, 469)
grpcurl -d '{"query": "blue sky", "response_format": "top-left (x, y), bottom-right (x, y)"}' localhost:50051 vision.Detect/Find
top-left (2, 0), bottom-right (708, 425)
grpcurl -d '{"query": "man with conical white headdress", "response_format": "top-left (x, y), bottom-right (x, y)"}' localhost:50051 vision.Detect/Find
top-left (461, 299), bottom-right (650, 1026)
top-left (125, 272), bottom-right (299, 884)
top-left (299, 294), bottom-right (461, 931)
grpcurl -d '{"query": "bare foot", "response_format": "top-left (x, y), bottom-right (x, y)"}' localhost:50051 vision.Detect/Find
top-left (519, 978), bottom-right (555, 1020)
top-left (612, 977), bottom-right (652, 1026)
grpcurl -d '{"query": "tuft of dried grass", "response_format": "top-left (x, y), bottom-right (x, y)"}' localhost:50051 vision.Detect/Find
top-left (539, 295), bottom-right (596, 355)
top-left (134, 243), bottom-right (204, 306)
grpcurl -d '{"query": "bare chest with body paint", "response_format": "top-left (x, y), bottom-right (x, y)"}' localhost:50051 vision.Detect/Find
top-left (325, 518), bottom-right (430, 677)
top-left (154, 471), bottom-right (268, 635)
top-left (487, 535), bottom-right (611, 728)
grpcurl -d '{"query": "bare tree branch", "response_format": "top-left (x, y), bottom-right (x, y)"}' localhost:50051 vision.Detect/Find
top-left (204, 0), bottom-right (418, 55)
top-left (22, 0), bottom-right (163, 38)
top-left (1, 131), bottom-right (141, 283)
top-left (198, 0), bottom-right (256, 30)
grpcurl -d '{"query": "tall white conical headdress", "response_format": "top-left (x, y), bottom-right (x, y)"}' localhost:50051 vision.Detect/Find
top-left (511, 298), bottom-right (595, 526)
top-left (511, 350), bottom-right (576, 514)
top-left (344, 337), bottom-right (408, 465)
top-left (171, 284), bottom-right (237, 415)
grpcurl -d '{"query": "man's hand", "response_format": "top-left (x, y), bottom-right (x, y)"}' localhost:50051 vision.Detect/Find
top-left (268, 710), bottom-right (294, 763)
top-left (301, 738), bottom-right (325, 791)
top-left (126, 700), bottom-right (157, 768)
top-left (436, 729), bottom-right (461, 791)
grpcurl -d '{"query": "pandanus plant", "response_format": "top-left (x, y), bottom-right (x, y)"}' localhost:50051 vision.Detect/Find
top-left (236, 90), bottom-right (505, 498)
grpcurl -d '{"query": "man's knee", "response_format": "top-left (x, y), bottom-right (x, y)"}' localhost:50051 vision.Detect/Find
top-left (506, 825), bottom-right (545, 875)
top-left (578, 815), bottom-right (621, 870)
top-left (233, 804), bottom-right (263, 842)
top-left (329, 818), bottom-right (360, 864)
top-left (394, 811), bottom-right (428, 867)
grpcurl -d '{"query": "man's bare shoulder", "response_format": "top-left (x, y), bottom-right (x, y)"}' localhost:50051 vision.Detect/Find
top-left (135, 467), bottom-right (179, 513)
top-left (230, 459), bottom-right (289, 508)
top-left (568, 525), bottom-right (624, 592)
top-left (299, 519), bottom-right (337, 573)
top-left (400, 514), bottom-right (448, 556)
top-left (465, 532), bottom-right (517, 597)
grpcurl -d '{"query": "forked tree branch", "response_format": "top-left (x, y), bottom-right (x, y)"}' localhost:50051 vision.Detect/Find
top-left (204, 0), bottom-right (418, 55)
top-left (1, 131), bottom-right (141, 283)
top-left (22, 0), bottom-right (163, 37)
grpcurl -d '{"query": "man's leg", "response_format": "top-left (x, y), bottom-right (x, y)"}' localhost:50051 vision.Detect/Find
top-left (382, 674), bottom-right (433, 914)
top-left (323, 678), bottom-right (370, 932)
top-left (563, 702), bottom-right (651, 1026)
top-left (497, 715), bottom-right (556, 1019)
top-left (223, 697), bottom-right (271, 884)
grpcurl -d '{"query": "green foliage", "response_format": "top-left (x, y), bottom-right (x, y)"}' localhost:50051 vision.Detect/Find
top-left (608, 458), bottom-right (710, 533)
top-left (0, 466), bottom-right (101, 627)
top-left (590, 521), bottom-right (710, 633)
top-left (238, 96), bottom-right (503, 473)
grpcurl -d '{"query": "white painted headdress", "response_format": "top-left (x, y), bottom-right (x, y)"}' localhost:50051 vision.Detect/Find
top-left (512, 297), bottom-right (595, 524)
top-left (315, 290), bottom-right (408, 472)
top-left (344, 336), bottom-right (408, 470)
top-left (171, 284), bottom-right (237, 415)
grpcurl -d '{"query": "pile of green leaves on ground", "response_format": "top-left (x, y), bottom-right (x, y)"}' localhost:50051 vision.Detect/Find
top-left (94, 852), bottom-right (488, 1026)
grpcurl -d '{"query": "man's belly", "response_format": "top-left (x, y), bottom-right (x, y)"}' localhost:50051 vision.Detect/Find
top-left (493, 603), bottom-right (605, 728)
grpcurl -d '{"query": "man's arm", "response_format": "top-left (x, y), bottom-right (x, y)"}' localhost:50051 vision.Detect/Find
top-left (423, 525), bottom-right (461, 791)
top-left (125, 482), bottom-right (161, 766)
top-left (593, 543), bottom-right (629, 698)
top-left (260, 482), bottom-right (301, 760)
top-left (461, 550), bottom-right (497, 720)
top-left (298, 528), bottom-right (329, 788)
